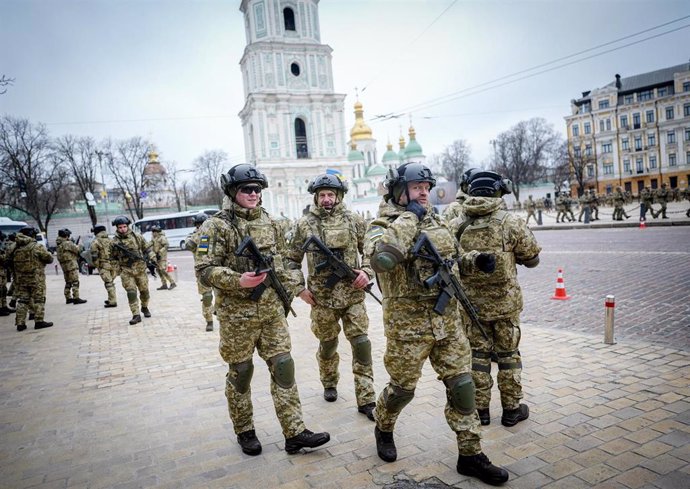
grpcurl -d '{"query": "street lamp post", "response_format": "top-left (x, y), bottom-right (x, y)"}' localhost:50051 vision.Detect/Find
top-left (94, 151), bottom-right (110, 225)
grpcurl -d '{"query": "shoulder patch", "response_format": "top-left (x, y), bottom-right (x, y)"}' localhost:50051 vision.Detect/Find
top-left (366, 225), bottom-right (385, 243)
top-left (197, 235), bottom-right (210, 255)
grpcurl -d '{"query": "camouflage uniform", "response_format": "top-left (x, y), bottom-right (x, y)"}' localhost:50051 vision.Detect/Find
top-left (524, 197), bottom-right (536, 225)
top-left (151, 230), bottom-right (176, 288)
top-left (185, 226), bottom-right (214, 325)
top-left (442, 188), bottom-right (468, 222)
top-left (286, 201), bottom-right (375, 410)
top-left (111, 229), bottom-right (153, 317)
top-left (10, 233), bottom-right (53, 328)
top-left (654, 184), bottom-right (670, 219)
top-left (195, 201), bottom-right (308, 439)
top-left (555, 194), bottom-right (568, 223)
top-left (577, 191), bottom-right (592, 222)
top-left (56, 236), bottom-right (82, 302)
top-left (589, 190), bottom-right (600, 220)
top-left (452, 196), bottom-right (541, 413)
top-left (0, 237), bottom-right (8, 312)
top-left (613, 188), bottom-right (629, 220)
top-left (563, 194), bottom-right (576, 222)
top-left (91, 230), bottom-right (118, 306)
top-left (640, 187), bottom-right (655, 219)
top-left (684, 187), bottom-right (690, 217)
top-left (365, 198), bottom-right (482, 456)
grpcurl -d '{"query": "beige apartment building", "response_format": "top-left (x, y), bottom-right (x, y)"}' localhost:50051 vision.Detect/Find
top-left (565, 62), bottom-right (690, 195)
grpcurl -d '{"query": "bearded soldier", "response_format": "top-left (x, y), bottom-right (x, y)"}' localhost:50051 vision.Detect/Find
top-left (286, 173), bottom-right (376, 421)
top-left (451, 171), bottom-right (541, 428)
top-left (10, 227), bottom-right (54, 331)
top-left (365, 162), bottom-right (509, 486)
top-left (150, 226), bottom-right (177, 290)
top-left (111, 215), bottom-right (155, 325)
top-left (56, 228), bottom-right (87, 305)
top-left (195, 163), bottom-right (330, 457)
top-left (185, 213), bottom-right (215, 331)
top-left (91, 224), bottom-right (118, 308)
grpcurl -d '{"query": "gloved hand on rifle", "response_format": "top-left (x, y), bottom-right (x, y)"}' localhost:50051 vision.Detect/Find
top-left (474, 253), bottom-right (496, 273)
top-left (406, 200), bottom-right (427, 220)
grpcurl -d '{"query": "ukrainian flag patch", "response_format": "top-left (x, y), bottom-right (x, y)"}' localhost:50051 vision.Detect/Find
top-left (366, 226), bottom-right (384, 243)
top-left (198, 235), bottom-right (210, 255)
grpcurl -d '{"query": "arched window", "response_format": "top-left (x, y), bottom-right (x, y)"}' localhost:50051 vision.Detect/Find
top-left (283, 7), bottom-right (296, 31)
top-left (290, 62), bottom-right (300, 76)
top-left (295, 118), bottom-right (309, 159)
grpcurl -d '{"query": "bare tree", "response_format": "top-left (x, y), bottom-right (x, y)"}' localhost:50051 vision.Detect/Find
top-left (165, 161), bottom-right (188, 212)
top-left (0, 115), bottom-right (69, 234)
top-left (489, 118), bottom-right (561, 202)
top-left (104, 136), bottom-right (152, 221)
top-left (439, 139), bottom-right (472, 184)
top-left (0, 75), bottom-right (14, 95)
top-left (550, 142), bottom-right (571, 193)
top-left (54, 135), bottom-right (101, 226)
top-left (566, 144), bottom-right (597, 196)
top-left (193, 150), bottom-right (226, 207)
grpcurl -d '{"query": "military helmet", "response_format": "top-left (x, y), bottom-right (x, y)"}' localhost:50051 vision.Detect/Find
top-left (193, 213), bottom-right (208, 225)
top-left (220, 163), bottom-right (268, 199)
top-left (459, 167), bottom-right (480, 194)
top-left (112, 215), bottom-right (131, 226)
top-left (58, 228), bottom-right (71, 238)
top-left (151, 225), bottom-right (161, 233)
top-left (467, 171), bottom-right (512, 197)
top-left (92, 225), bottom-right (106, 234)
top-left (385, 162), bottom-right (436, 203)
top-left (307, 173), bottom-right (349, 195)
top-left (19, 226), bottom-right (38, 238)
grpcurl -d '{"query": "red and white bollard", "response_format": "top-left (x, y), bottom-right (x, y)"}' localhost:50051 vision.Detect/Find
top-left (604, 295), bottom-right (616, 344)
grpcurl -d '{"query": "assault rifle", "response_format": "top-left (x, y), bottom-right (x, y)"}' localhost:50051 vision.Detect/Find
top-left (411, 233), bottom-right (489, 341)
top-left (112, 241), bottom-right (157, 277)
top-left (301, 235), bottom-right (382, 305)
top-left (235, 236), bottom-right (297, 317)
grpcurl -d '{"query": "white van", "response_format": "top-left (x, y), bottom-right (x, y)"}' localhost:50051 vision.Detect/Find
top-left (133, 209), bottom-right (218, 249)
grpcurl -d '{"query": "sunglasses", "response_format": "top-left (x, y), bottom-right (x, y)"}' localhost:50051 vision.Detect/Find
top-left (238, 185), bottom-right (262, 195)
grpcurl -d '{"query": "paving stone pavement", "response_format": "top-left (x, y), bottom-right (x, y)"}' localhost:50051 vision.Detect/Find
top-left (1, 258), bottom-right (689, 488)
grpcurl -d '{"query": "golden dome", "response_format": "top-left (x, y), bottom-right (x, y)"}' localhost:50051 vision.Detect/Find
top-left (398, 134), bottom-right (406, 149)
top-left (143, 150), bottom-right (167, 177)
top-left (350, 101), bottom-right (373, 141)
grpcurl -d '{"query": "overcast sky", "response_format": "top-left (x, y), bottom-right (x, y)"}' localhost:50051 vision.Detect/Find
top-left (2, 0), bottom-right (689, 179)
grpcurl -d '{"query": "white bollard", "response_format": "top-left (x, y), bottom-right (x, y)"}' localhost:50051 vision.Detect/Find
top-left (604, 295), bottom-right (616, 344)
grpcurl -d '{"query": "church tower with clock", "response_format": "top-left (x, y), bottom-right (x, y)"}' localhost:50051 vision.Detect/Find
top-left (238, 0), bottom-right (351, 217)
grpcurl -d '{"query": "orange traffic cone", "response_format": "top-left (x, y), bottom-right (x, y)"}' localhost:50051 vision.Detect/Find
top-left (639, 217), bottom-right (646, 229)
top-left (166, 263), bottom-right (174, 273)
top-left (551, 268), bottom-right (571, 300)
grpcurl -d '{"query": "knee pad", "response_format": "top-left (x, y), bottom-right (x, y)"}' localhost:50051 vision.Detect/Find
top-left (444, 373), bottom-right (476, 415)
top-left (382, 384), bottom-right (414, 413)
top-left (268, 352), bottom-right (295, 389)
top-left (140, 290), bottom-right (150, 302)
top-left (226, 360), bottom-right (254, 394)
top-left (202, 292), bottom-right (213, 307)
top-left (318, 338), bottom-right (338, 360)
top-left (497, 350), bottom-right (522, 371)
top-left (349, 335), bottom-right (372, 366)
top-left (471, 350), bottom-right (492, 374)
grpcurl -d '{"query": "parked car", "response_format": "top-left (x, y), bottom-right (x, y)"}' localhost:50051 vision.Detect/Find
top-left (78, 235), bottom-right (96, 275)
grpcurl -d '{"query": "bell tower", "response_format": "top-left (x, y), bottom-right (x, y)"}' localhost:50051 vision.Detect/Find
top-left (238, 0), bottom-right (351, 217)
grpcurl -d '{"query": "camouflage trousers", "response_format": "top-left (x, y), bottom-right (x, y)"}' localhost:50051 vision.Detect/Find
top-left (62, 268), bottom-right (80, 300)
top-left (310, 301), bottom-right (375, 407)
top-left (525, 210), bottom-right (536, 225)
top-left (120, 267), bottom-right (150, 315)
top-left (14, 281), bottom-right (46, 325)
top-left (196, 277), bottom-right (214, 322)
top-left (98, 267), bottom-right (118, 305)
top-left (156, 260), bottom-right (175, 287)
top-left (641, 201), bottom-right (655, 219)
top-left (613, 203), bottom-right (629, 220)
top-left (0, 271), bottom-right (6, 308)
top-left (467, 314), bottom-right (523, 411)
top-left (591, 205), bottom-right (599, 219)
top-left (375, 333), bottom-right (482, 456)
top-left (218, 306), bottom-right (306, 438)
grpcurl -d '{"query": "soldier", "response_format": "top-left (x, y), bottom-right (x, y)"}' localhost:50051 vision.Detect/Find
top-left (151, 226), bottom-right (177, 290)
top-left (640, 186), bottom-right (655, 219)
top-left (563, 192), bottom-right (576, 222)
top-left (286, 173), bottom-right (376, 421)
top-left (365, 162), bottom-right (509, 486)
top-left (555, 192), bottom-right (569, 223)
top-left (111, 215), bottom-right (156, 325)
top-left (443, 168), bottom-right (478, 222)
top-left (524, 195), bottom-right (536, 225)
top-left (195, 163), bottom-right (330, 456)
top-left (90, 224), bottom-right (118, 308)
top-left (55, 228), bottom-right (87, 305)
top-left (185, 213), bottom-right (215, 331)
top-left (653, 183), bottom-right (670, 219)
top-left (577, 190), bottom-right (592, 222)
top-left (589, 189), bottom-right (600, 220)
top-left (9, 227), bottom-right (54, 331)
top-left (613, 186), bottom-right (630, 220)
top-left (684, 187), bottom-right (690, 218)
top-left (0, 232), bottom-right (16, 316)
top-left (451, 171), bottom-right (541, 428)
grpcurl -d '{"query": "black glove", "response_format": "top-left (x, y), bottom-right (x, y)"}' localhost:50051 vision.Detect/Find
top-left (475, 253), bottom-right (496, 273)
top-left (147, 263), bottom-right (157, 278)
top-left (406, 200), bottom-right (427, 220)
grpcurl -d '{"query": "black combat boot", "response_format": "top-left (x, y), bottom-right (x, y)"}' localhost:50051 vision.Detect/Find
top-left (477, 408), bottom-right (491, 426)
top-left (129, 314), bottom-right (142, 325)
top-left (169, 283), bottom-right (177, 290)
top-left (141, 307), bottom-right (151, 318)
top-left (34, 321), bottom-right (54, 329)
top-left (0, 307), bottom-right (10, 316)
top-left (323, 387), bottom-right (337, 402)
top-left (375, 426), bottom-right (397, 462)
top-left (457, 452), bottom-right (509, 486)
top-left (104, 303), bottom-right (117, 308)
top-left (501, 403), bottom-right (529, 427)
top-left (358, 402), bottom-right (376, 422)
top-left (284, 429), bottom-right (330, 454)
top-left (66, 298), bottom-right (74, 304)
top-left (205, 321), bottom-right (214, 332)
top-left (72, 298), bottom-right (87, 305)
top-left (156, 284), bottom-right (168, 290)
top-left (29, 313), bottom-right (35, 320)
top-left (16, 324), bottom-right (27, 332)
top-left (236, 429), bottom-right (262, 456)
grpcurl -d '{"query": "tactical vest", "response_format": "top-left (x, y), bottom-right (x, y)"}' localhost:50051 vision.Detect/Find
top-left (56, 237), bottom-right (78, 272)
top-left (12, 242), bottom-right (44, 285)
top-left (215, 210), bottom-right (281, 275)
top-left (303, 211), bottom-right (360, 277)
